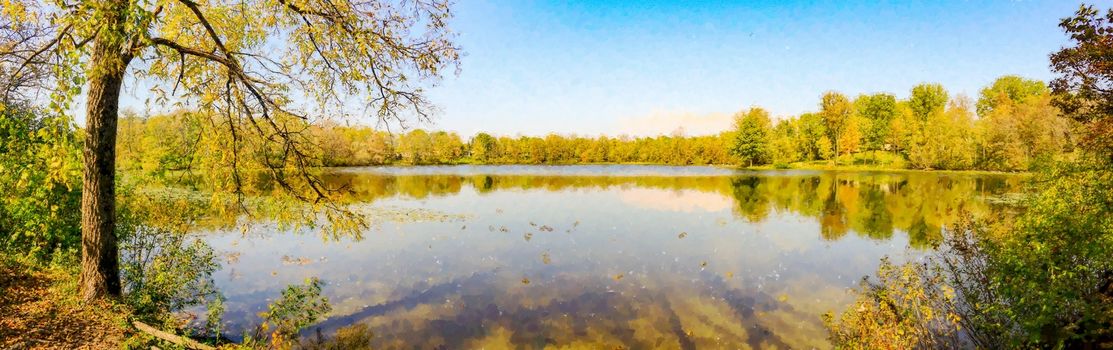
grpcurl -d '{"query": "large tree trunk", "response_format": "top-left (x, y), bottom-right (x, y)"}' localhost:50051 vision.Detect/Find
top-left (80, 0), bottom-right (131, 301)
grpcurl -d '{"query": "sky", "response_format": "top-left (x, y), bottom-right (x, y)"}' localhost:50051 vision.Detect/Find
top-left (408, 0), bottom-right (1089, 137)
top-left (106, 0), bottom-right (1092, 137)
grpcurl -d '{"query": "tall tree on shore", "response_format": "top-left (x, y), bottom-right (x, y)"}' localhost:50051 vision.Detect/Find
top-left (820, 91), bottom-right (853, 164)
top-left (905, 84), bottom-right (950, 168)
top-left (1, 0), bottom-right (459, 300)
top-left (730, 107), bottom-right (772, 167)
top-left (855, 93), bottom-right (899, 152)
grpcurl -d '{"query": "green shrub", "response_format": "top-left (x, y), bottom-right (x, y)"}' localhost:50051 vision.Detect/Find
top-left (117, 189), bottom-right (222, 329)
top-left (0, 105), bottom-right (82, 260)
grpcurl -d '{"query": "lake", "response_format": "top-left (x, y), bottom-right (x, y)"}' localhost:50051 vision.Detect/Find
top-left (202, 165), bottom-right (1020, 349)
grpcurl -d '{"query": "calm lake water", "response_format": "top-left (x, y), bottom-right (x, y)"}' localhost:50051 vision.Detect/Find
top-left (203, 165), bottom-right (1021, 349)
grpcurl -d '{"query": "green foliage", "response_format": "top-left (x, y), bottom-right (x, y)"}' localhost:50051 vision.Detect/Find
top-left (977, 75), bottom-right (1050, 118)
top-left (828, 7), bottom-right (1113, 344)
top-left (730, 107), bottom-right (772, 166)
top-left (117, 189), bottom-right (221, 328)
top-left (986, 159), bottom-right (1113, 346)
top-left (854, 93), bottom-right (899, 152)
top-left (0, 104), bottom-right (81, 260)
top-left (118, 74), bottom-right (1076, 173)
top-left (256, 277), bottom-right (332, 345)
top-left (469, 132), bottom-right (497, 163)
top-left (821, 91), bottom-right (854, 162)
top-left (826, 159), bottom-right (1113, 348)
top-left (908, 83), bottom-right (949, 122)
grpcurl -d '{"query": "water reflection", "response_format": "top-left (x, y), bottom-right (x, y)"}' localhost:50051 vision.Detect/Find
top-left (204, 166), bottom-right (1020, 349)
top-left (324, 168), bottom-right (1019, 247)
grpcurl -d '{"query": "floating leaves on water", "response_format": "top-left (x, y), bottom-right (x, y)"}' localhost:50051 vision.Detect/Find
top-left (461, 225), bottom-right (466, 230)
top-left (529, 221), bottom-right (537, 227)
top-left (488, 225), bottom-right (495, 232)
top-left (355, 205), bottom-right (470, 227)
top-left (521, 277), bottom-right (530, 284)
top-left (224, 252), bottom-right (241, 264)
top-left (271, 271), bottom-right (278, 276)
top-left (613, 273), bottom-right (624, 281)
top-left (700, 261), bottom-right (708, 269)
top-left (281, 255), bottom-right (313, 266)
top-left (778, 294), bottom-right (789, 303)
top-left (499, 226), bottom-right (510, 232)
top-left (725, 271), bottom-right (734, 278)
top-left (541, 252), bottom-right (551, 264)
top-left (539, 225), bottom-right (554, 232)
top-left (524, 232), bottom-right (533, 241)
top-left (678, 232), bottom-right (688, 239)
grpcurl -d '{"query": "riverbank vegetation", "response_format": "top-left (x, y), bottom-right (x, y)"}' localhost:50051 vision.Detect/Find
top-left (823, 5), bottom-right (1113, 348)
top-left (114, 73), bottom-right (1071, 173)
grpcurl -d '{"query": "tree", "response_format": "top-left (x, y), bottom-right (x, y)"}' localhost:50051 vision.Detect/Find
top-left (470, 133), bottom-right (496, 162)
top-left (1, 0), bottom-right (459, 300)
top-left (905, 84), bottom-right (950, 169)
top-left (854, 93), bottom-right (899, 152)
top-left (820, 91), bottom-right (853, 164)
top-left (976, 75), bottom-right (1049, 118)
top-left (797, 112), bottom-right (828, 161)
top-left (730, 107), bottom-right (772, 167)
top-left (1050, 4), bottom-right (1113, 156)
top-left (908, 84), bottom-right (949, 123)
top-left (769, 118), bottom-right (800, 165)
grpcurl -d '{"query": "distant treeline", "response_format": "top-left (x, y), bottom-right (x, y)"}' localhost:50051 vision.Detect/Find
top-left (117, 75), bottom-right (1072, 173)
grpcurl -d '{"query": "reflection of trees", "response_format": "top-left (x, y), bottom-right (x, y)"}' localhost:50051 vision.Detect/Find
top-left (724, 172), bottom-right (1017, 247)
top-left (729, 177), bottom-right (770, 222)
top-left (321, 171), bottom-right (1019, 247)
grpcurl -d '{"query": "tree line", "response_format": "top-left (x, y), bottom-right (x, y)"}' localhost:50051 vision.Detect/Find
top-left (117, 75), bottom-right (1070, 174)
top-left (732, 76), bottom-right (1070, 171)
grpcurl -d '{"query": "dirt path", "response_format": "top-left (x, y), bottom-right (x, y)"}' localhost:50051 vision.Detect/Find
top-left (0, 259), bottom-right (129, 349)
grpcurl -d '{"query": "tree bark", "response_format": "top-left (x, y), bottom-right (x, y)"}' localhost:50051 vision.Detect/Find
top-left (80, 0), bottom-right (131, 301)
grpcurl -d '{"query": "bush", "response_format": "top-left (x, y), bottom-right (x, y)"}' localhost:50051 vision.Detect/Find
top-left (824, 158), bottom-right (1113, 348)
top-left (0, 105), bottom-right (82, 260)
top-left (117, 189), bottom-right (222, 331)
top-left (242, 277), bottom-right (332, 349)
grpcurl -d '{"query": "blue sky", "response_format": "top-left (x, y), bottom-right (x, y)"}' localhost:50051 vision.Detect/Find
top-left (415, 0), bottom-right (1087, 137)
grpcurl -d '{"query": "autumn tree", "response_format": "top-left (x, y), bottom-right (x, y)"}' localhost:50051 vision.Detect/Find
top-left (975, 76), bottom-right (1064, 170)
top-left (1, 0), bottom-right (459, 300)
top-left (905, 84), bottom-right (950, 168)
top-left (1050, 4), bottom-right (1113, 156)
top-left (820, 91), bottom-right (853, 164)
top-left (469, 132), bottom-right (496, 162)
top-left (976, 75), bottom-right (1049, 117)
